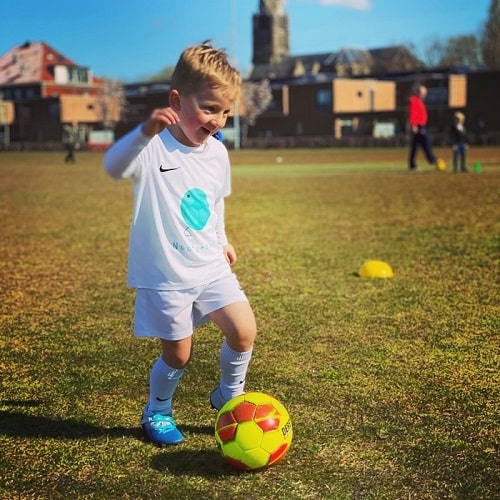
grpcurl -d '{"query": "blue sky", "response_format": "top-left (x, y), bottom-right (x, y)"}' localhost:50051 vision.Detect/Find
top-left (0, 0), bottom-right (490, 81)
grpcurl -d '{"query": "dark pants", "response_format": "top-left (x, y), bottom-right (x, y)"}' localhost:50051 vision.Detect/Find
top-left (409, 126), bottom-right (436, 170)
top-left (453, 142), bottom-right (467, 172)
top-left (64, 143), bottom-right (76, 163)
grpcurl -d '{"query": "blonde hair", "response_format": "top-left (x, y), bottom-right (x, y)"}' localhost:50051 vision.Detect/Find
top-left (454, 111), bottom-right (465, 123)
top-left (171, 43), bottom-right (241, 101)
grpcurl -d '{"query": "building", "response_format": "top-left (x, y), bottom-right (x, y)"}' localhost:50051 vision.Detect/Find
top-left (244, 1), bottom-right (497, 147)
top-left (250, 1), bottom-right (423, 81)
top-left (0, 41), bottom-right (121, 148)
top-left (252, 0), bottom-right (289, 66)
top-left (249, 78), bottom-right (397, 145)
top-left (1, 2), bottom-right (498, 149)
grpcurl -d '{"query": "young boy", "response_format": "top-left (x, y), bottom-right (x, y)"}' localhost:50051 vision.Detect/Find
top-left (103, 43), bottom-right (256, 446)
top-left (451, 111), bottom-right (468, 173)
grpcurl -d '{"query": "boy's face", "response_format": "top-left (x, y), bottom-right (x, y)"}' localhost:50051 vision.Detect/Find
top-left (170, 84), bottom-right (234, 147)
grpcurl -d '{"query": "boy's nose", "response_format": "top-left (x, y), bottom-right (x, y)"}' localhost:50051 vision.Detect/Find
top-left (213, 112), bottom-right (227, 128)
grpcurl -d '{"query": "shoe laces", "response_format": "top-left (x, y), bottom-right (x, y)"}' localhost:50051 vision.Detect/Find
top-left (143, 413), bottom-right (177, 433)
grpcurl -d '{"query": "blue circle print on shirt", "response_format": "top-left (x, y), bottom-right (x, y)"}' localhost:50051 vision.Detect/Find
top-left (180, 188), bottom-right (210, 231)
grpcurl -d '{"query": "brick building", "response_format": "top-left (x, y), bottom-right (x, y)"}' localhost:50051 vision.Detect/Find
top-left (0, 41), bottom-right (120, 148)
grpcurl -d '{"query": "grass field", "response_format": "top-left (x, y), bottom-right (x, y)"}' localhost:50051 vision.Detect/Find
top-left (0, 147), bottom-right (499, 499)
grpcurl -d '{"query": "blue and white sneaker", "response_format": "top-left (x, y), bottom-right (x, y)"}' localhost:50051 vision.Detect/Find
top-left (140, 405), bottom-right (184, 446)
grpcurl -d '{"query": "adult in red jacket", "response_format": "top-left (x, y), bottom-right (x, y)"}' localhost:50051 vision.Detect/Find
top-left (408, 85), bottom-right (437, 170)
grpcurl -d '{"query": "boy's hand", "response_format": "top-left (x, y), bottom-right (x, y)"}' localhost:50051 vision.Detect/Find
top-left (142, 107), bottom-right (179, 137)
top-left (223, 244), bottom-right (237, 266)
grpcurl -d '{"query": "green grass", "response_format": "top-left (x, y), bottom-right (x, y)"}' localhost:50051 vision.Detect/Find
top-left (0, 148), bottom-right (499, 499)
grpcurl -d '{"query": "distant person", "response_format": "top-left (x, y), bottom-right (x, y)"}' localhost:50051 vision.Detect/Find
top-left (451, 112), bottom-right (468, 173)
top-left (103, 43), bottom-right (256, 446)
top-left (62, 122), bottom-right (78, 163)
top-left (408, 85), bottom-right (439, 171)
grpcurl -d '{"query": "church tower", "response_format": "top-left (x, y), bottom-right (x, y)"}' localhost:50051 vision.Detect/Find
top-left (252, 0), bottom-right (289, 65)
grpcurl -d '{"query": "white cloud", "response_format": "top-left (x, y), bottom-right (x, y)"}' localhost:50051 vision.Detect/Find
top-left (317, 0), bottom-right (371, 10)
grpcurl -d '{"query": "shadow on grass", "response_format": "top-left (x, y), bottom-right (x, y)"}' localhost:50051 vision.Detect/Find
top-left (0, 400), bottom-right (214, 443)
top-left (0, 409), bottom-right (139, 440)
top-left (151, 449), bottom-right (244, 477)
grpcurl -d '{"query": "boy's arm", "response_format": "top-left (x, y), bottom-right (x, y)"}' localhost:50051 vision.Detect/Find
top-left (104, 107), bottom-right (179, 179)
top-left (103, 125), bottom-right (151, 179)
top-left (214, 197), bottom-right (237, 266)
top-left (214, 197), bottom-right (228, 247)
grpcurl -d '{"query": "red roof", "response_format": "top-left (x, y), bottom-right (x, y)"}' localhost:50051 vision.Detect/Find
top-left (0, 41), bottom-right (102, 85)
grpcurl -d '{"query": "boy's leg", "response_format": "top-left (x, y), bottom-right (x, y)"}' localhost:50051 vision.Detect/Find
top-left (209, 301), bottom-right (256, 409)
top-left (147, 337), bottom-right (192, 413)
top-left (148, 337), bottom-right (192, 414)
top-left (460, 144), bottom-right (467, 172)
top-left (453, 147), bottom-right (458, 172)
top-left (141, 337), bottom-right (192, 445)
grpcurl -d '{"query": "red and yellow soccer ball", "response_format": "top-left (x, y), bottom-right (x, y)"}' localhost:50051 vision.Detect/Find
top-left (214, 392), bottom-right (293, 471)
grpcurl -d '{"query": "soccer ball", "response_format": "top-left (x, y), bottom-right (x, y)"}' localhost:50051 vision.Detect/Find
top-left (214, 392), bottom-right (293, 470)
top-left (436, 158), bottom-right (446, 171)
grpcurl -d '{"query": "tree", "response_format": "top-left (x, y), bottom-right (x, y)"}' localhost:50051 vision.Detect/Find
top-left (481, 0), bottom-right (500, 69)
top-left (241, 79), bottom-right (273, 142)
top-left (421, 38), bottom-right (445, 67)
top-left (440, 35), bottom-right (483, 67)
top-left (95, 79), bottom-right (126, 130)
top-left (149, 66), bottom-right (176, 82)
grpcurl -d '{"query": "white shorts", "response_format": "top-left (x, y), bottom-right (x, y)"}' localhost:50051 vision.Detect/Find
top-left (133, 273), bottom-right (248, 341)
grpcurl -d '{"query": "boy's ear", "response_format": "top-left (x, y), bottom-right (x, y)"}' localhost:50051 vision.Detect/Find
top-left (169, 90), bottom-right (181, 111)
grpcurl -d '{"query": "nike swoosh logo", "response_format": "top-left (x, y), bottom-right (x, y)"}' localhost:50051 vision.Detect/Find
top-left (159, 165), bottom-right (180, 172)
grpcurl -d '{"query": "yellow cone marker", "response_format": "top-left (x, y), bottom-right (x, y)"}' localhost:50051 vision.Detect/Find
top-left (358, 260), bottom-right (394, 278)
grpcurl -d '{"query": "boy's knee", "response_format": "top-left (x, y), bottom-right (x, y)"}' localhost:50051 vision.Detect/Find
top-left (161, 338), bottom-right (192, 368)
top-left (228, 323), bottom-right (257, 352)
top-left (162, 352), bottom-right (191, 369)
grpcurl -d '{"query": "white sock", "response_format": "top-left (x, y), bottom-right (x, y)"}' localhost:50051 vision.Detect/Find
top-left (218, 340), bottom-right (253, 403)
top-left (148, 357), bottom-right (184, 415)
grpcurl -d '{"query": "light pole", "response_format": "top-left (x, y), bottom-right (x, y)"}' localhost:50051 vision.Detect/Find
top-left (231, 0), bottom-right (241, 149)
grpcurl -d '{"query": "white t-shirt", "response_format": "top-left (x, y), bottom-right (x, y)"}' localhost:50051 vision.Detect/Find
top-left (104, 126), bottom-right (232, 290)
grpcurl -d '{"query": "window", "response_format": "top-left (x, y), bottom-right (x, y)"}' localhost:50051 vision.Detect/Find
top-left (315, 89), bottom-right (331, 113)
top-left (426, 87), bottom-right (448, 105)
top-left (68, 67), bottom-right (90, 84)
top-left (55, 65), bottom-right (90, 84)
